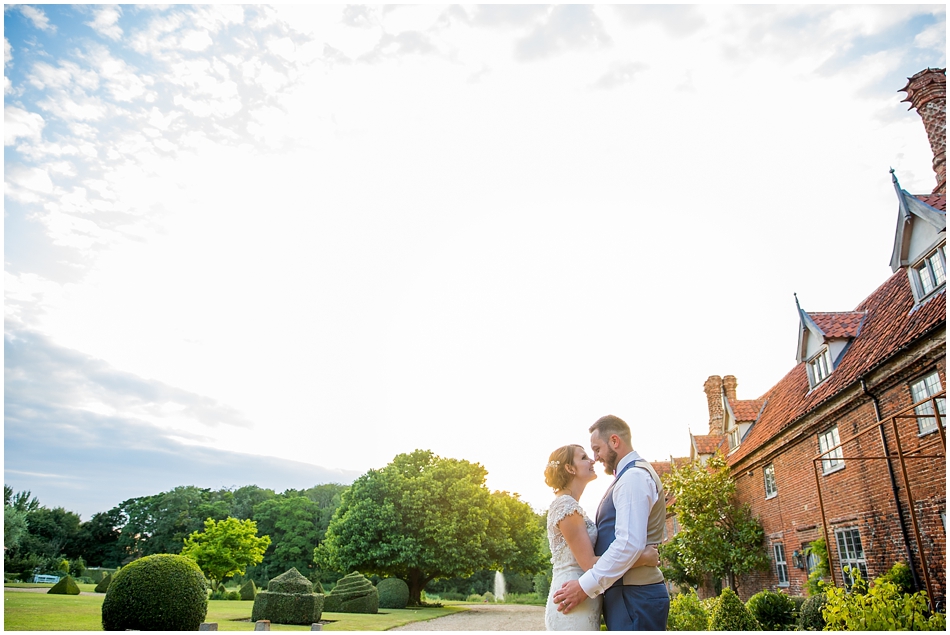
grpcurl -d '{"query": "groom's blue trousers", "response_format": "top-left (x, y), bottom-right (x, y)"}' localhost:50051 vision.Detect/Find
top-left (602, 581), bottom-right (670, 631)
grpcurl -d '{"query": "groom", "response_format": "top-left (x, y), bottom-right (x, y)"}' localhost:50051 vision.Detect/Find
top-left (552, 415), bottom-right (670, 630)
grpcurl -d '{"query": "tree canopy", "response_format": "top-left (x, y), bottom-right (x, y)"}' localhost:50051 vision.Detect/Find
top-left (181, 517), bottom-right (271, 589)
top-left (315, 449), bottom-right (546, 605)
top-left (659, 453), bottom-right (769, 592)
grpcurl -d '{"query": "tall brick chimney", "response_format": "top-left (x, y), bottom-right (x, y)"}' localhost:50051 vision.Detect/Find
top-left (704, 375), bottom-right (724, 434)
top-left (900, 68), bottom-right (946, 195)
top-left (723, 375), bottom-right (738, 403)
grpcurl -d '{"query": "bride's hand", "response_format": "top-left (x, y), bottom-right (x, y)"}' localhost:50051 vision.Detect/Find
top-left (639, 544), bottom-right (660, 568)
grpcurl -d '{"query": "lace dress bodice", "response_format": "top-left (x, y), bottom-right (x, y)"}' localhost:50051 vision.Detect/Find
top-left (544, 495), bottom-right (601, 630)
top-left (547, 495), bottom-right (598, 571)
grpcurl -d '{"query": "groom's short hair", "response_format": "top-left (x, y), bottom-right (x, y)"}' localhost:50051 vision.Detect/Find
top-left (590, 415), bottom-right (632, 446)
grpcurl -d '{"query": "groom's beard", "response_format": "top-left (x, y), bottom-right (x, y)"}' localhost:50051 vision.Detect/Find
top-left (602, 447), bottom-right (618, 476)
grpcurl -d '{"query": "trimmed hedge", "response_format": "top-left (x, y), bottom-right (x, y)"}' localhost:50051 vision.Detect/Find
top-left (94, 573), bottom-right (113, 594)
top-left (101, 554), bottom-right (208, 631)
top-left (377, 578), bottom-right (410, 609)
top-left (251, 568), bottom-right (324, 626)
top-left (323, 571), bottom-right (378, 614)
top-left (746, 589), bottom-right (796, 630)
top-left (268, 568), bottom-right (313, 594)
top-left (708, 588), bottom-right (760, 630)
top-left (798, 593), bottom-right (826, 630)
top-left (239, 579), bottom-right (258, 601)
top-left (48, 576), bottom-right (81, 595)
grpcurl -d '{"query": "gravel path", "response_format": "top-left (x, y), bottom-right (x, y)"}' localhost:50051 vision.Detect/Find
top-left (391, 603), bottom-right (545, 631)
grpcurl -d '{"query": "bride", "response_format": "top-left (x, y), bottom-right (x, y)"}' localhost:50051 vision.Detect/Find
top-left (543, 444), bottom-right (659, 631)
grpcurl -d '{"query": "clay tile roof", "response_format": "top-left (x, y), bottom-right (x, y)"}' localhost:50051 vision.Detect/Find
top-left (915, 194), bottom-right (946, 211)
top-left (652, 457), bottom-right (690, 481)
top-left (729, 399), bottom-right (766, 422)
top-left (693, 434), bottom-right (726, 455)
top-left (808, 311), bottom-right (867, 338)
top-left (728, 269), bottom-right (945, 466)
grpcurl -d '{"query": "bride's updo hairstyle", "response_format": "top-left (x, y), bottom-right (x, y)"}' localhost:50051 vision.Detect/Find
top-left (544, 444), bottom-right (583, 492)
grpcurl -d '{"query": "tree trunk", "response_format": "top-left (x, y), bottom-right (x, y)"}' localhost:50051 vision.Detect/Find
top-left (407, 569), bottom-right (425, 606)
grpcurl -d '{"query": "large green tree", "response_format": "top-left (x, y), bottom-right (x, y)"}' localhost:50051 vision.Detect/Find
top-left (659, 453), bottom-right (769, 593)
top-left (252, 495), bottom-right (323, 580)
top-left (181, 517), bottom-right (271, 589)
top-left (315, 450), bottom-right (545, 605)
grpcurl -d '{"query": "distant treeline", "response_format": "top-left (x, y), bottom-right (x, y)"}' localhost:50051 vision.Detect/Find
top-left (3, 483), bottom-right (348, 586)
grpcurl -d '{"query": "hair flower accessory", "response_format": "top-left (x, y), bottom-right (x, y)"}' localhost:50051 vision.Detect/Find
top-left (547, 460), bottom-right (560, 468)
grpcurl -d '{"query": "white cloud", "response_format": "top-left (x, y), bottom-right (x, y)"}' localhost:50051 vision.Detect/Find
top-left (36, 93), bottom-right (107, 122)
top-left (19, 5), bottom-right (54, 32)
top-left (181, 30), bottom-right (213, 52)
top-left (914, 21), bottom-right (947, 50)
top-left (4, 106), bottom-right (45, 145)
top-left (4, 165), bottom-right (54, 203)
top-left (29, 60), bottom-right (99, 92)
top-left (85, 45), bottom-right (153, 102)
top-left (86, 6), bottom-right (123, 41)
top-left (4, 37), bottom-right (12, 65)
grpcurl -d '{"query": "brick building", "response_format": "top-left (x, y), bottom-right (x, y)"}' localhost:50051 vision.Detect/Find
top-left (688, 68), bottom-right (946, 606)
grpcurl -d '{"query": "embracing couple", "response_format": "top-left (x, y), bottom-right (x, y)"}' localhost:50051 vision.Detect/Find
top-left (544, 415), bottom-right (670, 631)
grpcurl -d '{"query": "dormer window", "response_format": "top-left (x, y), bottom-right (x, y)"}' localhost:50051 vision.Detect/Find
top-left (728, 427), bottom-right (740, 450)
top-left (807, 347), bottom-right (833, 387)
top-left (913, 244), bottom-right (946, 297)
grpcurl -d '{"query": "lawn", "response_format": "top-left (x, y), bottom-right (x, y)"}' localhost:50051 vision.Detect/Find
top-left (4, 588), bottom-right (466, 631)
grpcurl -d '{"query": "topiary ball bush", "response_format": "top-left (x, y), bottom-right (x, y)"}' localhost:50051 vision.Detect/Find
top-left (798, 592), bottom-right (827, 631)
top-left (746, 589), bottom-right (797, 630)
top-left (48, 575), bottom-right (81, 595)
top-left (668, 589), bottom-right (708, 631)
top-left (708, 588), bottom-right (760, 631)
top-left (377, 577), bottom-right (410, 609)
top-left (101, 554), bottom-right (208, 631)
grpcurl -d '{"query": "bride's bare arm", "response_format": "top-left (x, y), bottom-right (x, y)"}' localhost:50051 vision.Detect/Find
top-left (559, 512), bottom-right (599, 571)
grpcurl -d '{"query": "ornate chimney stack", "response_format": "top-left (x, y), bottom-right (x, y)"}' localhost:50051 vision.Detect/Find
top-left (723, 375), bottom-right (738, 403)
top-left (704, 375), bottom-right (724, 435)
top-left (900, 68), bottom-right (946, 195)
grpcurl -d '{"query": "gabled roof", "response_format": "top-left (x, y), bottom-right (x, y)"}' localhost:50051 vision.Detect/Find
top-left (808, 311), bottom-right (867, 339)
top-left (692, 433), bottom-right (726, 456)
top-left (728, 398), bottom-right (766, 422)
top-left (728, 264), bottom-right (945, 466)
top-left (652, 457), bottom-right (690, 481)
top-left (890, 171), bottom-right (947, 272)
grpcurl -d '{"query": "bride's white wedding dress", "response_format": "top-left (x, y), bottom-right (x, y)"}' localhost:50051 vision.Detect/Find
top-left (544, 494), bottom-right (602, 631)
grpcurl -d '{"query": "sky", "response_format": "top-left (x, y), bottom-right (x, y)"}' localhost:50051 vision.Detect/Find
top-left (4, 4), bottom-right (947, 521)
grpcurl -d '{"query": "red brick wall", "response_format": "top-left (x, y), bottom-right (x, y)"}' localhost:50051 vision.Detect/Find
top-left (727, 345), bottom-right (945, 604)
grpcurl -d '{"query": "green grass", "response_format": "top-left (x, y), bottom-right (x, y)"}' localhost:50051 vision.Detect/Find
top-left (4, 588), bottom-right (465, 631)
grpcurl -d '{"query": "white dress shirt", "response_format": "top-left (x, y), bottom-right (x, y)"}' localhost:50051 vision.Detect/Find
top-left (578, 450), bottom-right (658, 597)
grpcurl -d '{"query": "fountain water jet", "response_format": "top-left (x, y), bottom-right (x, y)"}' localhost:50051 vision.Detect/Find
top-left (494, 570), bottom-right (506, 601)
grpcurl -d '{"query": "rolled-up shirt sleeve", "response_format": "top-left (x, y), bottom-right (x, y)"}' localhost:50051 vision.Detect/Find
top-left (578, 461), bottom-right (658, 598)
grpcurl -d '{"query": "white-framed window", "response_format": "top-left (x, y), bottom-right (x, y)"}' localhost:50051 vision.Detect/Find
top-left (773, 543), bottom-right (789, 586)
top-left (910, 371), bottom-right (945, 435)
top-left (671, 515), bottom-right (680, 536)
top-left (819, 426), bottom-right (844, 474)
top-left (808, 347), bottom-right (834, 387)
top-left (834, 527), bottom-right (868, 588)
top-left (764, 463), bottom-right (777, 499)
top-left (914, 244), bottom-right (946, 297)
top-left (728, 427), bottom-right (740, 450)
